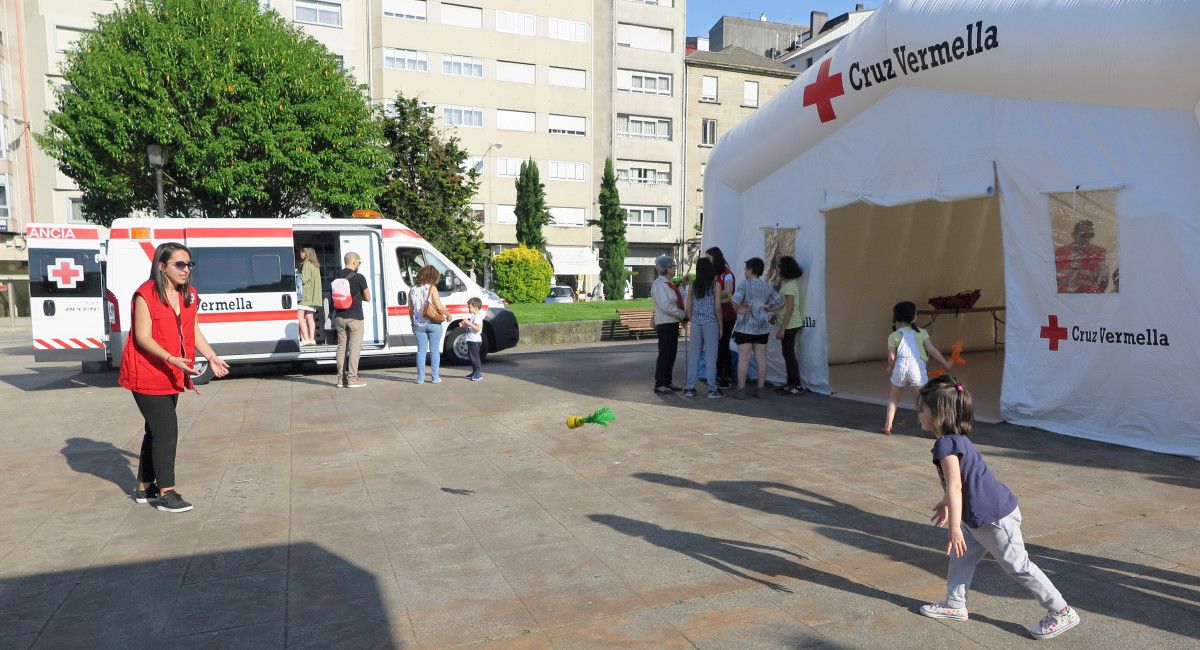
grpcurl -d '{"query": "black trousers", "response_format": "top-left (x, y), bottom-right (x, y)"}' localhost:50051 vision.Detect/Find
top-left (133, 392), bottom-right (180, 488)
top-left (654, 323), bottom-right (680, 388)
top-left (716, 320), bottom-right (734, 382)
top-left (468, 341), bottom-right (482, 375)
top-left (781, 327), bottom-right (803, 387)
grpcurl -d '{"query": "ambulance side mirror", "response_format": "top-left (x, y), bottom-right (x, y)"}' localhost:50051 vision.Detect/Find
top-left (397, 290), bottom-right (407, 305)
top-left (44, 300), bottom-right (56, 317)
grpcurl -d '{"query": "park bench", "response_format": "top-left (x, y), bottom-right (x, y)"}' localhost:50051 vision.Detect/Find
top-left (615, 309), bottom-right (687, 341)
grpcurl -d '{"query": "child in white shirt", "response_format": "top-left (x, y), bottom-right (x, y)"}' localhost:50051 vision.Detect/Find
top-left (461, 297), bottom-right (485, 381)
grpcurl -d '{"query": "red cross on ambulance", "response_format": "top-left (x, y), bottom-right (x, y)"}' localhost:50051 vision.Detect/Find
top-left (48, 258), bottom-right (84, 289)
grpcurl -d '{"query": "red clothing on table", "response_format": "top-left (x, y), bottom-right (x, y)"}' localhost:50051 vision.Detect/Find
top-left (119, 280), bottom-right (199, 395)
top-left (1054, 243), bottom-right (1108, 293)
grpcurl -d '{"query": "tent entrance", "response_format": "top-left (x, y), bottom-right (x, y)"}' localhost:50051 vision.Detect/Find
top-left (823, 196), bottom-right (1005, 422)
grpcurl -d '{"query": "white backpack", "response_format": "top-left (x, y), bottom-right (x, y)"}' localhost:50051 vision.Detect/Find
top-left (331, 277), bottom-right (353, 310)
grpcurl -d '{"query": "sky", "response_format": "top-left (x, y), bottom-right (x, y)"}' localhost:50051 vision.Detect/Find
top-left (686, 1), bottom-right (865, 37)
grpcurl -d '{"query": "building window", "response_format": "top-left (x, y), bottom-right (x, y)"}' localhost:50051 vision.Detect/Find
top-left (806, 56), bottom-right (813, 68)
top-left (294, 0), bottom-right (342, 27)
top-left (496, 204), bottom-right (517, 224)
top-left (70, 197), bottom-right (87, 223)
top-left (550, 207), bottom-right (586, 227)
top-left (442, 54), bottom-right (483, 78)
top-left (618, 69), bottom-right (671, 96)
top-left (627, 0), bottom-right (673, 5)
top-left (55, 26), bottom-right (88, 52)
top-left (469, 203), bottom-right (485, 223)
top-left (496, 109), bottom-right (535, 132)
top-left (548, 18), bottom-right (587, 43)
top-left (383, 48), bottom-right (428, 71)
top-left (701, 118), bottom-right (717, 146)
top-left (617, 23), bottom-right (672, 52)
top-left (548, 114), bottom-right (586, 136)
top-left (0, 121), bottom-right (5, 160)
top-left (548, 66), bottom-right (586, 89)
top-left (0, 175), bottom-right (9, 219)
top-left (496, 157), bottom-right (525, 177)
top-left (624, 205), bottom-right (670, 228)
top-left (442, 105), bottom-right (483, 128)
top-left (616, 161), bottom-right (671, 185)
top-left (700, 163), bottom-right (706, 178)
top-left (548, 161), bottom-right (586, 182)
top-left (701, 75), bottom-right (718, 102)
top-left (617, 114), bottom-right (671, 140)
top-left (743, 80), bottom-right (759, 107)
top-left (441, 4), bottom-right (482, 28)
top-left (496, 10), bottom-right (535, 35)
top-left (496, 61), bottom-right (535, 84)
top-left (382, 0), bottom-right (426, 21)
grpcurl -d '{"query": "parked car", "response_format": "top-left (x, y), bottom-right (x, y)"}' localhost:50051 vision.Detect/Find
top-left (588, 279), bottom-right (633, 301)
top-left (545, 286), bottom-right (577, 303)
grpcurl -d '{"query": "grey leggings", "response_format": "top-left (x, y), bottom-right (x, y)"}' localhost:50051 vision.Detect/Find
top-left (686, 319), bottom-right (719, 391)
top-left (946, 507), bottom-right (1068, 611)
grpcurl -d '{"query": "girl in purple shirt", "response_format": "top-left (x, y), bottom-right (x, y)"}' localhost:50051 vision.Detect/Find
top-left (916, 375), bottom-right (1080, 640)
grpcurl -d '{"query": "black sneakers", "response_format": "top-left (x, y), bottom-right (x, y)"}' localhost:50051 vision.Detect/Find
top-left (155, 490), bottom-right (194, 513)
top-left (132, 485), bottom-right (160, 504)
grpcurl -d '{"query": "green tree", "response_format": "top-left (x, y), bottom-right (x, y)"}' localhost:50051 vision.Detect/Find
top-left (36, 0), bottom-right (386, 224)
top-left (376, 95), bottom-right (488, 274)
top-left (514, 158), bottom-right (551, 253)
top-left (590, 158), bottom-right (630, 300)
top-left (491, 246), bottom-right (553, 304)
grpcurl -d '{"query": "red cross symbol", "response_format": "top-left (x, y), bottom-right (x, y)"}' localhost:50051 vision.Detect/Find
top-left (48, 258), bottom-right (84, 289)
top-left (1040, 315), bottom-right (1068, 351)
top-left (803, 59), bottom-right (845, 123)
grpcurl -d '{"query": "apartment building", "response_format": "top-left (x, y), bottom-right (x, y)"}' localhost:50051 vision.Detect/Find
top-left (595, 0), bottom-right (685, 296)
top-left (685, 46), bottom-right (796, 242)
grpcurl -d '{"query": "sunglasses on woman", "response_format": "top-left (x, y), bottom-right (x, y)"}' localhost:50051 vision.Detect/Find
top-left (171, 261), bottom-right (196, 271)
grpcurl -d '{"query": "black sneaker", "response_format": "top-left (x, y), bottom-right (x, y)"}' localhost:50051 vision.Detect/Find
top-left (707, 390), bottom-right (724, 399)
top-left (653, 385), bottom-right (674, 395)
top-left (668, 384), bottom-right (684, 392)
top-left (683, 388), bottom-right (697, 397)
top-left (155, 491), bottom-right (194, 513)
top-left (133, 485), bottom-right (159, 504)
top-left (717, 378), bottom-right (733, 388)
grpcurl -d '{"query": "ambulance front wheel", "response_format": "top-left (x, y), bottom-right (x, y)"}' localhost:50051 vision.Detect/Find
top-left (442, 325), bottom-right (487, 365)
top-left (191, 357), bottom-right (215, 385)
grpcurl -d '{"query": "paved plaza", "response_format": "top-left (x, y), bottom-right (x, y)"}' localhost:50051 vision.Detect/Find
top-left (0, 327), bottom-right (1197, 648)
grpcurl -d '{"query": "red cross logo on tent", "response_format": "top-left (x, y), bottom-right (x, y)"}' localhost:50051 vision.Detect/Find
top-left (48, 258), bottom-right (84, 289)
top-left (1040, 315), bottom-right (1068, 351)
top-left (803, 59), bottom-right (844, 123)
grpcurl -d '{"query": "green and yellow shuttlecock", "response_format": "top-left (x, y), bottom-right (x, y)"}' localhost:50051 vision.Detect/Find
top-left (567, 407), bottom-right (616, 429)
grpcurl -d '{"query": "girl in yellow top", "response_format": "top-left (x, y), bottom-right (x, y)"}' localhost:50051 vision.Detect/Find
top-left (884, 301), bottom-right (950, 434)
top-left (774, 256), bottom-right (808, 395)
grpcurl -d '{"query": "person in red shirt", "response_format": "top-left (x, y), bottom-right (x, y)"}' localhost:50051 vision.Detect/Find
top-left (1054, 220), bottom-right (1109, 294)
top-left (119, 242), bottom-right (229, 513)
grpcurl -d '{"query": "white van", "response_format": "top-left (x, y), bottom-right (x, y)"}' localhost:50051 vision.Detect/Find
top-left (25, 217), bottom-right (519, 383)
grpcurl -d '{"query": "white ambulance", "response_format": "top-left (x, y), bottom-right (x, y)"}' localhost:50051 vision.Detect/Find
top-left (25, 216), bottom-right (519, 383)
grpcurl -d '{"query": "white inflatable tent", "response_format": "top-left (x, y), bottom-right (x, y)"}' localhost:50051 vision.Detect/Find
top-left (703, 0), bottom-right (1200, 456)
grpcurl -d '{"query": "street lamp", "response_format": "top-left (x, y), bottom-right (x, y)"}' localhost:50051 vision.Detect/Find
top-left (147, 143), bottom-right (166, 218)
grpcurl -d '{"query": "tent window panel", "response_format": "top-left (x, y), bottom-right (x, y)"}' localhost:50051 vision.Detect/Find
top-left (1050, 189), bottom-right (1120, 294)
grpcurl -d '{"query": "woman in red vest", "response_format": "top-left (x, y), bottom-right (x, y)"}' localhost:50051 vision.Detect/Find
top-left (119, 242), bottom-right (229, 513)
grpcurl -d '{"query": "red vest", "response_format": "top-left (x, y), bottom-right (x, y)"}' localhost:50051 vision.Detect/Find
top-left (119, 280), bottom-right (199, 395)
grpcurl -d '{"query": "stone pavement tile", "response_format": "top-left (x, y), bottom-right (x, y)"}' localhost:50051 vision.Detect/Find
top-left (0, 558), bottom-right (92, 613)
top-left (162, 621), bottom-right (286, 650)
top-left (515, 575), bottom-right (644, 629)
top-left (824, 547), bottom-right (948, 592)
top-left (164, 571), bottom-right (288, 637)
top-left (1025, 529), bottom-right (1184, 580)
top-left (677, 609), bottom-right (824, 649)
top-left (287, 564), bottom-right (399, 628)
top-left (0, 607), bottom-right (45, 640)
top-left (287, 614), bottom-right (419, 649)
top-left (1083, 517), bottom-right (1200, 556)
top-left (1112, 569), bottom-right (1200, 616)
top-left (183, 542), bottom-right (289, 585)
top-left (1159, 546), bottom-right (1200, 571)
top-left (29, 606), bottom-right (167, 649)
top-left (290, 523), bottom-right (391, 578)
top-left (0, 634), bottom-right (35, 650)
top-left (545, 608), bottom-right (694, 648)
top-left (57, 556), bottom-right (187, 617)
top-left (408, 600), bottom-right (538, 649)
top-left (769, 564), bottom-right (930, 629)
top-left (290, 502), bottom-right (379, 533)
top-left (650, 586), bottom-right (797, 631)
top-left (456, 629), bottom-right (554, 649)
top-left (470, 515), bottom-right (581, 555)
top-left (802, 609), bottom-right (981, 649)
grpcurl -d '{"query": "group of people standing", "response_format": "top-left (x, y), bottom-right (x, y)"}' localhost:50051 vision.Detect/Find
top-left (651, 246), bottom-right (808, 399)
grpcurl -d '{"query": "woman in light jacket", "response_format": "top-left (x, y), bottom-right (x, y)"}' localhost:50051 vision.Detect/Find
top-left (409, 264), bottom-right (448, 384)
top-left (297, 247), bottom-right (322, 345)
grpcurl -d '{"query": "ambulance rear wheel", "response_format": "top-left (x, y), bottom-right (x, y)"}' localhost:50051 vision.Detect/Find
top-left (191, 357), bottom-right (215, 385)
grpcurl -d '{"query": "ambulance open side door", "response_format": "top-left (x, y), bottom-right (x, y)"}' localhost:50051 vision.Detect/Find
top-left (338, 230), bottom-right (385, 346)
top-left (26, 224), bottom-right (108, 362)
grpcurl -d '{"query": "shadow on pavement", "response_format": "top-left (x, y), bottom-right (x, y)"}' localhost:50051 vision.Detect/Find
top-left (0, 366), bottom-right (120, 392)
top-left (0, 543), bottom-right (398, 647)
top-left (631, 473), bottom-right (1200, 640)
top-left (60, 437), bottom-right (140, 496)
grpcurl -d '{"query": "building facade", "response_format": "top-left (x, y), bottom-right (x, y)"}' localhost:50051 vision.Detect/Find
top-left (780, 5), bottom-right (875, 72)
top-left (0, 0), bottom-right (693, 304)
top-left (707, 15), bottom-right (807, 61)
top-left (684, 46), bottom-right (796, 248)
